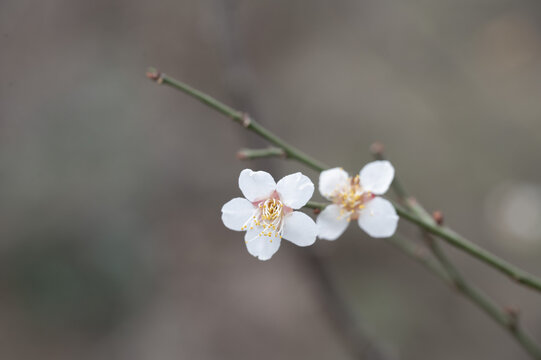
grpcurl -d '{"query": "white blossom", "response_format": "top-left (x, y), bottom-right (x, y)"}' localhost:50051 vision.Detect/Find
top-left (317, 161), bottom-right (398, 240)
top-left (222, 169), bottom-right (317, 260)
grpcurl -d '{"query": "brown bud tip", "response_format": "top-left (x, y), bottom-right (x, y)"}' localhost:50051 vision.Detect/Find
top-left (370, 142), bottom-right (385, 155)
top-left (146, 67), bottom-right (163, 83)
top-left (313, 208), bottom-right (321, 215)
top-left (504, 306), bottom-right (520, 318)
top-left (236, 151), bottom-right (247, 160)
top-left (504, 306), bottom-right (520, 329)
top-left (432, 211), bottom-right (444, 225)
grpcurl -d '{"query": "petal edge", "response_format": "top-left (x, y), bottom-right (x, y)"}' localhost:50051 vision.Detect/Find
top-left (238, 169), bottom-right (276, 202)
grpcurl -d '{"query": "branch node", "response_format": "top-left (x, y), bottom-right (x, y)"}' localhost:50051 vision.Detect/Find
top-left (407, 196), bottom-right (418, 205)
top-left (432, 210), bottom-right (444, 225)
top-left (313, 208), bottom-right (321, 215)
top-left (241, 113), bottom-right (252, 128)
top-left (504, 306), bottom-right (520, 331)
top-left (146, 67), bottom-right (164, 84)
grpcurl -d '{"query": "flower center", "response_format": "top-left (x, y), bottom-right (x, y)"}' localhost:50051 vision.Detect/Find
top-left (331, 175), bottom-right (372, 219)
top-left (241, 198), bottom-right (285, 241)
top-left (260, 198), bottom-right (283, 222)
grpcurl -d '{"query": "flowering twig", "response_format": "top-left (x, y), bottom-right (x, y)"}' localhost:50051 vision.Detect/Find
top-left (237, 147), bottom-right (286, 160)
top-left (148, 69), bottom-right (541, 358)
top-left (147, 68), bottom-right (541, 294)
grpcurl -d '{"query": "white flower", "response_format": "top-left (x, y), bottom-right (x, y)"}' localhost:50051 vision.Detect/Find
top-left (221, 169), bottom-right (317, 260)
top-left (317, 161), bottom-right (399, 240)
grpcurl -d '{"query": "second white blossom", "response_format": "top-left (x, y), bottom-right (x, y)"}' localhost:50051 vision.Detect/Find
top-left (316, 161), bottom-right (399, 240)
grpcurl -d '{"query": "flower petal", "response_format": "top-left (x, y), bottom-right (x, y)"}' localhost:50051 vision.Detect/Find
top-left (316, 204), bottom-right (351, 240)
top-left (359, 161), bottom-right (394, 195)
top-left (358, 197), bottom-right (399, 238)
top-left (221, 198), bottom-right (256, 231)
top-left (238, 169), bottom-right (276, 202)
top-left (319, 168), bottom-right (349, 199)
top-left (282, 211), bottom-right (317, 247)
top-left (245, 227), bottom-right (281, 261)
top-left (276, 172), bottom-right (314, 209)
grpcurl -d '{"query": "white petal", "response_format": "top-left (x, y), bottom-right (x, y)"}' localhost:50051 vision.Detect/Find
top-left (316, 204), bottom-right (351, 240)
top-left (319, 168), bottom-right (349, 199)
top-left (359, 161), bottom-right (394, 195)
top-left (358, 197), bottom-right (399, 238)
top-left (282, 211), bottom-right (317, 247)
top-left (276, 172), bottom-right (315, 209)
top-left (221, 198), bottom-right (256, 231)
top-left (245, 227), bottom-right (281, 261)
top-left (238, 169), bottom-right (276, 202)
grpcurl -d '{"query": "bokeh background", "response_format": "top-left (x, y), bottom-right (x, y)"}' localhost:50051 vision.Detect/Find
top-left (1, 0), bottom-right (541, 359)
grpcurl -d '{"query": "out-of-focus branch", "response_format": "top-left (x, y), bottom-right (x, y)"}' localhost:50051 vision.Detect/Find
top-left (302, 249), bottom-right (394, 360)
top-left (422, 233), bottom-right (541, 359)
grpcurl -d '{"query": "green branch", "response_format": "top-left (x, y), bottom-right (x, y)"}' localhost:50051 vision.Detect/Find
top-left (146, 68), bottom-right (327, 172)
top-left (392, 201), bottom-right (541, 292)
top-left (307, 198), bottom-right (541, 294)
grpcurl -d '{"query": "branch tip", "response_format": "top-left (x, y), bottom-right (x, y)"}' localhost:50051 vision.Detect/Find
top-left (146, 67), bottom-right (163, 84)
top-left (370, 141), bottom-right (385, 156)
top-left (236, 151), bottom-right (247, 160)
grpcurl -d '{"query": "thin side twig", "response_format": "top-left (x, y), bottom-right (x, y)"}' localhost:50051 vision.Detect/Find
top-left (237, 147), bottom-right (286, 160)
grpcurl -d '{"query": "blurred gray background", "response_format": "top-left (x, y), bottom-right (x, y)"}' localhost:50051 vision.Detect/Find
top-left (1, 0), bottom-right (541, 359)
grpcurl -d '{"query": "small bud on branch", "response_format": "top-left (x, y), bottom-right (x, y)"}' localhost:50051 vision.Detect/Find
top-left (432, 211), bottom-right (444, 225)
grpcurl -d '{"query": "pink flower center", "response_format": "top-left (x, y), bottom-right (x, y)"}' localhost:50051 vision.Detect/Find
top-left (331, 175), bottom-right (374, 219)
